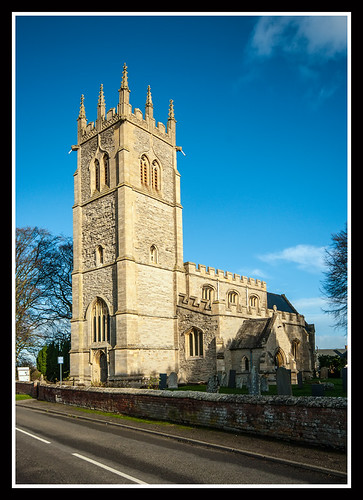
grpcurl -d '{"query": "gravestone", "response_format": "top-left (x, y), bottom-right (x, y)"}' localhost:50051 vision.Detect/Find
top-left (276, 367), bottom-right (292, 395)
top-left (311, 383), bottom-right (325, 396)
top-left (228, 369), bottom-right (236, 389)
top-left (159, 373), bottom-right (167, 390)
top-left (206, 375), bottom-right (220, 393)
top-left (220, 372), bottom-right (228, 387)
top-left (320, 366), bottom-right (329, 379)
top-left (342, 366), bottom-right (347, 393)
top-left (247, 366), bottom-right (261, 395)
top-left (260, 374), bottom-right (269, 392)
top-left (297, 371), bottom-right (303, 388)
top-left (167, 372), bottom-right (178, 389)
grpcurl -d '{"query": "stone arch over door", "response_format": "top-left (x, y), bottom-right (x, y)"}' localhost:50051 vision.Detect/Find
top-left (274, 347), bottom-right (286, 368)
top-left (92, 349), bottom-right (108, 383)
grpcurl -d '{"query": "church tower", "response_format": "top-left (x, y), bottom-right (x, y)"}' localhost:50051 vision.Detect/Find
top-left (70, 64), bottom-right (184, 384)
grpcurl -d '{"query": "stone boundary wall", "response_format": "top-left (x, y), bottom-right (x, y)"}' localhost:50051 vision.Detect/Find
top-left (16, 382), bottom-right (347, 450)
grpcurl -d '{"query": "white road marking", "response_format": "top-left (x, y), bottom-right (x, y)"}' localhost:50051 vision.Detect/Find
top-left (71, 453), bottom-right (148, 484)
top-left (16, 427), bottom-right (51, 444)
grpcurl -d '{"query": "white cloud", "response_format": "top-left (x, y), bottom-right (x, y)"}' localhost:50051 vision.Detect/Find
top-left (237, 268), bottom-right (269, 279)
top-left (258, 244), bottom-right (326, 273)
top-left (249, 16), bottom-right (347, 61)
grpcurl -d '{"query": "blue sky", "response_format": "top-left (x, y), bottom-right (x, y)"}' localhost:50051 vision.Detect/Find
top-left (14, 13), bottom-right (349, 349)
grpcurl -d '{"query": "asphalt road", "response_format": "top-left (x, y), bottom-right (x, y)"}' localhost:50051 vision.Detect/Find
top-left (15, 405), bottom-right (346, 486)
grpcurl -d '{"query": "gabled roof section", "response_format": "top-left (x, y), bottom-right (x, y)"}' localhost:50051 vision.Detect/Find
top-left (229, 316), bottom-right (276, 350)
top-left (267, 292), bottom-right (298, 314)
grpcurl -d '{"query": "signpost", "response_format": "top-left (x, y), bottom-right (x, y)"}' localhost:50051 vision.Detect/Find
top-left (58, 356), bottom-right (64, 384)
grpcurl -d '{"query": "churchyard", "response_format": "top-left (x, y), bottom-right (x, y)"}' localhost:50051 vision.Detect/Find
top-left (169, 377), bottom-right (345, 397)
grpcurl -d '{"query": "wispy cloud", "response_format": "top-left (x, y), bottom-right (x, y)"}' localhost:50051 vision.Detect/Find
top-left (258, 244), bottom-right (326, 274)
top-left (237, 267), bottom-right (269, 280)
top-left (243, 16), bottom-right (347, 103)
top-left (248, 16), bottom-right (347, 62)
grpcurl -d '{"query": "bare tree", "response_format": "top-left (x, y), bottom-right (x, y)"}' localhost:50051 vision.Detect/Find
top-left (321, 224), bottom-right (348, 331)
top-left (15, 227), bottom-right (73, 363)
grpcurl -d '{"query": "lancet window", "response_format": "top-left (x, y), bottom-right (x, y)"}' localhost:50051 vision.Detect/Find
top-left (103, 154), bottom-right (110, 187)
top-left (151, 160), bottom-right (160, 190)
top-left (95, 159), bottom-right (100, 191)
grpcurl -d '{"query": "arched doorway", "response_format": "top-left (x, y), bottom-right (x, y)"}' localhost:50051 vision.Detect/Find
top-left (274, 348), bottom-right (286, 368)
top-left (92, 349), bottom-right (108, 384)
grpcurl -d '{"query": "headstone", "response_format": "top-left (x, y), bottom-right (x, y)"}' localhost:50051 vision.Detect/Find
top-left (228, 369), bottom-right (236, 389)
top-left (320, 366), bottom-right (329, 379)
top-left (220, 372), bottom-right (228, 387)
top-left (167, 372), bottom-right (178, 389)
top-left (236, 375), bottom-right (244, 389)
top-left (342, 366), bottom-right (347, 393)
top-left (276, 367), bottom-right (292, 395)
top-left (260, 374), bottom-right (269, 392)
top-left (159, 373), bottom-right (167, 390)
top-left (206, 375), bottom-right (220, 393)
top-left (247, 366), bottom-right (261, 395)
top-left (311, 383), bottom-right (325, 396)
top-left (297, 371), bottom-right (303, 388)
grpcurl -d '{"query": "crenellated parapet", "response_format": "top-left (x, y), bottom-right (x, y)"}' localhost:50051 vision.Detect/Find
top-left (77, 63), bottom-right (176, 146)
top-left (184, 262), bottom-right (267, 290)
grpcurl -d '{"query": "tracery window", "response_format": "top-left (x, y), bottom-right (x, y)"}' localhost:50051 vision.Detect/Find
top-left (186, 328), bottom-right (204, 358)
top-left (91, 298), bottom-right (110, 343)
top-left (228, 291), bottom-right (238, 305)
top-left (140, 154), bottom-right (149, 186)
top-left (249, 295), bottom-right (259, 308)
top-left (202, 285), bottom-right (214, 302)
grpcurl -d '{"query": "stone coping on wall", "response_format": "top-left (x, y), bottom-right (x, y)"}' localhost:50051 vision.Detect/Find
top-left (31, 383), bottom-right (347, 409)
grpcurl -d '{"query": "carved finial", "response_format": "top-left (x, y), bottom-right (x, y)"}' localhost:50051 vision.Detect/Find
top-left (120, 62), bottom-right (129, 91)
top-left (98, 84), bottom-right (105, 107)
top-left (168, 99), bottom-right (175, 121)
top-left (78, 94), bottom-right (86, 120)
top-left (146, 85), bottom-right (153, 108)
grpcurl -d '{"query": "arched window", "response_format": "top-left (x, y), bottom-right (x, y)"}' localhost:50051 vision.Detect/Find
top-left (151, 160), bottom-right (160, 190)
top-left (103, 154), bottom-right (110, 187)
top-left (249, 294), bottom-right (259, 308)
top-left (140, 154), bottom-right (149, 186)
top-left (150, 244), bottom-right (158, 264)
top-left (186, 328), bottom-right (204, 358)
top-left (291, 339), bottom-right (300, 359)
top-left (95, 159), bottom-right (100, 191)
top-left (241, 355), bottom-right (249, 372)
top-left (228, 291), bottom-right (238, 306)
top-left (202, 285), bottom-right (214, 302)
top-left (91, 298), bottom-right (110, 343)
top-left (95, 245), bottom-right (104, 266)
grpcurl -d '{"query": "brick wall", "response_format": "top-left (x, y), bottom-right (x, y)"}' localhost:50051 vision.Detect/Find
top-left (16, 382), bottom-right (347, 450)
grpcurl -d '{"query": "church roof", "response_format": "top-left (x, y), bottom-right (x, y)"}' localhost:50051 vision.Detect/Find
top-left (267, 292), bottom-right (297, 314)
top-left (229, 316), bottom-right (275, 350)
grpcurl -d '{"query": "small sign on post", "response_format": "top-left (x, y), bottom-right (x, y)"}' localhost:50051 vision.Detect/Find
top-left (58, 356), bottom-right (64, 384)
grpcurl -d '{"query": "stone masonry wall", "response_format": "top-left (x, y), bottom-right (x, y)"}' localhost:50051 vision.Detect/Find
top-left (16, 382), bottom-right (347, 450)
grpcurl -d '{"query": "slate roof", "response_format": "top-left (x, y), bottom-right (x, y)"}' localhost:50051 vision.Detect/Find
top-left (229, 316), bottom-right (275, 350)
top-left (267, 292), bottom-right (298, 314)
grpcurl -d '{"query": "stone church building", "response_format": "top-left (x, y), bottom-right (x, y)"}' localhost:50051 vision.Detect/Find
top-left (70, 64), bottom-right (315, 386)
